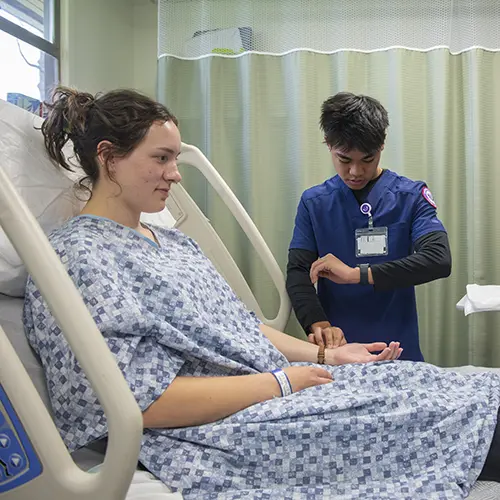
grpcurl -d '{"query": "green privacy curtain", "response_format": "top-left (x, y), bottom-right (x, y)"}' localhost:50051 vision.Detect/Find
top-left (158, 48), bottom-right (500, 367)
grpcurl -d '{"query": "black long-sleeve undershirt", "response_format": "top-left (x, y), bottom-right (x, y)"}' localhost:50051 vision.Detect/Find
top-left (286, 230), bottom-right (451, 333)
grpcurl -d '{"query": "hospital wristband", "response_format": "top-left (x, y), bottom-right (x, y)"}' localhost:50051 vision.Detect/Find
top-left (271, 369), bottom-right (293, 397)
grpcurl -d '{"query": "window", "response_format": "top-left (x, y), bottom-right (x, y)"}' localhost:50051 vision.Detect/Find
top-left (0, 0), bottom-right (59, 115)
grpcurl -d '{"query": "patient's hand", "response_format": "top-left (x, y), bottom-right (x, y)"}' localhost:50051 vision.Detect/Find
top-left (282, 366), bottom-right (333, 393)
top-left (326, 341), bottom-right (402, 366)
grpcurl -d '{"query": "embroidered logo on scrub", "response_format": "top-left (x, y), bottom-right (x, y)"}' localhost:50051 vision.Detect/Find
top-left (422, 187), bottom-right (437, 208)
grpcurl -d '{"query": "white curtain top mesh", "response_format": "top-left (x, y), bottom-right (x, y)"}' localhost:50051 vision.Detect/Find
top-left (159, 0), bottom-right (500, 58)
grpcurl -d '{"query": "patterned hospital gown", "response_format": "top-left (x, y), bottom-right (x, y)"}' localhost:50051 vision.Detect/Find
top-left (23, 215), bottom-right (500, 499)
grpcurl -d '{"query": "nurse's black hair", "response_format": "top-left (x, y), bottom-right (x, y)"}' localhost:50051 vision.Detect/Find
top-left (41, 86), bottom-right (178, 196)
top-left (320, 92), bottom-right (389, 154)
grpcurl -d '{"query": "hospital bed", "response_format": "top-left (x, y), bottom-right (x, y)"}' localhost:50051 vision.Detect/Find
top-left (0, 98), bottom-right (499, 499)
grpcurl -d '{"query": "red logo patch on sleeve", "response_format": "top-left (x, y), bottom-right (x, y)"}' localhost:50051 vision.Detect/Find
top-left (422, 187), bottom-right (437, 208)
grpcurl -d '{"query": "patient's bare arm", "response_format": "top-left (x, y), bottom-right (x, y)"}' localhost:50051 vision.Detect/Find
top-left (259, 324), bottom-right (403, 364)
top-left (142, 366), bottom-right (333, 429)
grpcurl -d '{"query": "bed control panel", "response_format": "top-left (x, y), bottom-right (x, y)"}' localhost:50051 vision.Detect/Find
top-left (0, 384), bottom-right (42, 494)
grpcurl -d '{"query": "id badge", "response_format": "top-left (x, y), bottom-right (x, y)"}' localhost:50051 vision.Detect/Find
top-left (355, 227), bottom-right (388, 257)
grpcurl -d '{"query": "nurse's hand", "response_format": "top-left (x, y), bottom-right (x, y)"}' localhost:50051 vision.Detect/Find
top-left (309, 321), bottom-right (347, 349)
top-left (310, 253), bottom-right (359, 285)
top-left (326, 341), bottom-right (403, 366)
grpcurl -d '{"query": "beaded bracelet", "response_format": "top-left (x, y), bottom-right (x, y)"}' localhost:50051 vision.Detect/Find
top-left (317, 344), bottom-right (326, 364)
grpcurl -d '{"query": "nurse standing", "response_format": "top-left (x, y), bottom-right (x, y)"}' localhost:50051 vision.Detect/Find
top-left (286, 92), bottom-right (451, 361)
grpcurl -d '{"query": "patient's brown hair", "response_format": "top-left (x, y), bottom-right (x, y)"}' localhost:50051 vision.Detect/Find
top-left (41, 86), bottom-right (178, 195)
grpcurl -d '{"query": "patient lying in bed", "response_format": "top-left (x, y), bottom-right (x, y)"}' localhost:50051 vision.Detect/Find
top-left (23, 86), bottom-right (500, 499)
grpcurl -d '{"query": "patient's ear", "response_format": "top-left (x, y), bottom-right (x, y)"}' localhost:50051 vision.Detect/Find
top-left (96, 140), bottom-right (116, 174)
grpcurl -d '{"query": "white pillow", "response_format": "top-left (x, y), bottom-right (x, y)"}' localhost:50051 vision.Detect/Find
top-left (0, 98), bottom-right (177, 297)
top-left (0, 99), bottom-right (82, 297)
top-left (140, 209), bottom-right (177, 229)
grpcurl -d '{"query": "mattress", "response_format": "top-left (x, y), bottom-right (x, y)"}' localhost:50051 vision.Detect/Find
top-left (1, 294), bottom-right (500, 499)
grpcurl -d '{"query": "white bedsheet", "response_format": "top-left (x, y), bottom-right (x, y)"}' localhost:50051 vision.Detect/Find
top-left (127, 471), bottom-right (182, 500)
top-left (468, 481), bottom-right (500, 500)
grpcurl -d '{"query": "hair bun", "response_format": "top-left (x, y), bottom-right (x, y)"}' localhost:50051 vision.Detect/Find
top-left (49, 87), bottom-right (95, 137)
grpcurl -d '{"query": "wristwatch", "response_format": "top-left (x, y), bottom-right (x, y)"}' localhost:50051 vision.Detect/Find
top-left (358, 263), bottom-right (370, 285)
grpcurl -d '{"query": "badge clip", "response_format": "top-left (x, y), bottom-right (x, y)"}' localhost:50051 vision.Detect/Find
top-left (360, 203), bottom-right (373, 228)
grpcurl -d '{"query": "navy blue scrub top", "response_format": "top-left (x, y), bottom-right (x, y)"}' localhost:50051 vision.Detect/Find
top-left (289, 170), bottom-right (446, 361)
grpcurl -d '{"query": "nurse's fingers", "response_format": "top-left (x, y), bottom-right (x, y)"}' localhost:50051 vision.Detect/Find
top-left (308, 333), bottom-right (317, 345)
top-left (309, 261), bottom-right (323, 284)
top-left (308, 331), bottom-right (323, 346)
top-left (330, 327), bottom-right (346, 348)
top-left (322, 328), bottom-right (335, 349)
top-left (311, 326), bottom-right (325, 347)
top-left (309, 254), bottom-right (333, 283)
